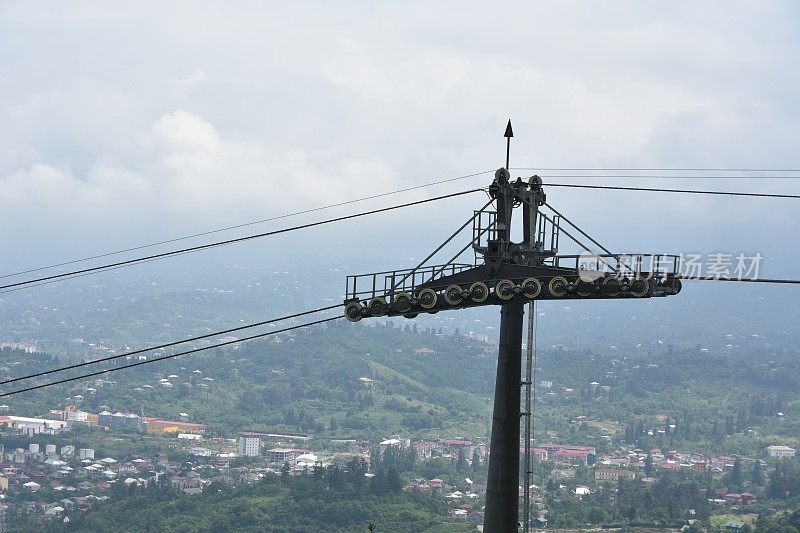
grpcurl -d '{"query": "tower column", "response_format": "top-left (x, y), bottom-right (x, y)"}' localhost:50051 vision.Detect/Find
top-left (484, 301), bottom-right (525, 532)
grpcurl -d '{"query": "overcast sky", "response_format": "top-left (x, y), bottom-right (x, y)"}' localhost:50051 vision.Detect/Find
top-left (2, 2), bottom-right (800, 281)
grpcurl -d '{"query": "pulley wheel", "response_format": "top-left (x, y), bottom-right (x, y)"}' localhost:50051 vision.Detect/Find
top-left (521, 278), bottom-right (542, 299)
top-left (344, 302), bottom-right (364, 322)
top-left (393, 292), bottom-right (412, 312)
top-left (630, 277), bottom-right (649, 297)
top-left (418, 288), bottom-right (438, 309)
top-left (368, 297), bottom-right (388, 316)
top-left (495, 279), bottom-right (516, 300)
top-left (602, 277), bottom-right (621, 297)
top-left (469, 282), bottom-right (489, 303)
top-left (548, 276), bottom-right (568, 297)
top-left (444, 285), bottom-right (464, 305)
top-left (576, 280), bottom-right (595, 297)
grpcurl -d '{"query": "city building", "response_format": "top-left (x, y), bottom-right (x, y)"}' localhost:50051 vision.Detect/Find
top-left (79, 449), bottom-right (95, 460)
top-left (238, 433), bottom-right (262, 457)
top-left (144, 418), bottom-right (206, 434)
top-left (767, 445), bottom-right (796, 458)
top-left (266, 448), bottom-right (308, 463)
top-left (595, 468), bottom-right (636, 482)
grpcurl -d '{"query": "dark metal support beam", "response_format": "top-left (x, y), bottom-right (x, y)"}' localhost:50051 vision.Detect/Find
top-left (485, 301), bottom-right (525, 532)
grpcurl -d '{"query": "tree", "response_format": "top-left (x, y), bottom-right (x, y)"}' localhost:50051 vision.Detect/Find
top-left (767, 465), bottom-right (789, 499)
top-left (387, 467), bottom-right (402, 493)
top-left (370, 468), bottom-right (388, 495)
top-left (330, 416), bottom-right (338, 432)
top-left (644, 453), bottom-right (654, 477)
top-left (587, 506), bottom-right (608, 524)
top-left (729, 457), bottom-right (743, 489)
top-left (471, 449), bottom-right (481, 473)
top-left (752, 459), bottom-right (765, 486)
top-left (456, 448), bottom-right (468, 471)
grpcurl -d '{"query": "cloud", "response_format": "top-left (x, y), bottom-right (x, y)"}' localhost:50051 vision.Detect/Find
top-left (172, 69), bottom-right (206, 88)
top-left (0, 2), bottom-right (799, 270)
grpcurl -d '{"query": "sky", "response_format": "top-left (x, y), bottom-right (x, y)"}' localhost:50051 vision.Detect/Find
top-left (1, 2), bottom-right (800, 319)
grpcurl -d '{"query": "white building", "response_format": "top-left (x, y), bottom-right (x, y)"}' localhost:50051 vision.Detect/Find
top-left (66, 410), bottom-right (88, 422)
top-left (767, 445), bottom-right (796, 458)
top-left (2, 416), bottom-right (69, 435)
top-left (79, 448), bottom-right (95, 460)
top-left (238, 433), bottom-right (261, 457)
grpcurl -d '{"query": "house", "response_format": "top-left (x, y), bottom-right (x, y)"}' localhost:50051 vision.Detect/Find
top-left (549, 468), bottom-right (575, 480)
top-left (767, 445), bottom-right (796, 458)
top-left (23, 481), bottom-right (41, 491)
top-left (266, 448), bottom-right (308, 463)
top-left (412, 441), bottom-right (434, 459)
top-left (539, 444), bottom-right (596, 465)
top-left (595, 468), bottom-right (635, 482)
top-left (725, 522), bottom-right (748, 532)
top-left (437, 439), bottom-right (473, 457)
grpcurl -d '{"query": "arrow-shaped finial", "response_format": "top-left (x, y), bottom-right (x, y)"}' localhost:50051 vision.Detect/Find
top-left (504, 120), bottom-right (513, 169)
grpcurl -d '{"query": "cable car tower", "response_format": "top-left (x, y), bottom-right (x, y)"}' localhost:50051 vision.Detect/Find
top-left (343, 122), bottom-right (682, 532)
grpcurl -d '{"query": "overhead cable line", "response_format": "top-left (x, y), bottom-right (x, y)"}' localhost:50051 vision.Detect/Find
top-left (538, 175), bottom-right (800, 179)
top-left (512, 167), bottom-right (800, 173)
top-left (1, 170), bottom-right (493, 281)
top-left (0, 250), bottom-right (200, 295)
top-left (0, 304), bottom-right (339, 386)
top-left (679, 277), bottom-right (800, 284)
top-left (0, 188), bottom-right (483, 292)
top-left (538, 175), bottom-right (800, 180)
top-left (542, 183), bottom-right (800, 199)
top-left (0, 316), bottom-right (342, 398)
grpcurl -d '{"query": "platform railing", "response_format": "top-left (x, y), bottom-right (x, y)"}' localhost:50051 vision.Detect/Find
top-left (345, 263), bottom-right (474, 301)
top-left (552, 253), bottom-right (681, 279)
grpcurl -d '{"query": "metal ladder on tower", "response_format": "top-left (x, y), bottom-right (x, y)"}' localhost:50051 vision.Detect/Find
top-left (521, 300), bottom-right (537, 532)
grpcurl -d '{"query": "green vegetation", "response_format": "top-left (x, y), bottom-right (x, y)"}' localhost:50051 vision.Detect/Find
top-left (4, 321), bottom-right (800, 530)
top-left (15, 465), bottom-right (476, 533)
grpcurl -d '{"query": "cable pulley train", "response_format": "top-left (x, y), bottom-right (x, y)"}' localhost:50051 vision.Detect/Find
top-left (343, 168), bottom-right (682, 323)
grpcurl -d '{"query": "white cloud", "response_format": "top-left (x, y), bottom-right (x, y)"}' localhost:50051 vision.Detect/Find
top-left (173, 69), bottom-right (206, 88)
top-left (0, 1), bottom-right (799, 267)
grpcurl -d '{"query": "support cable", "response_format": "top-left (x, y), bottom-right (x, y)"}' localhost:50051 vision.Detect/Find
top-left (0, 189), bottom-right (483, 292)
top-left (1, 170), bottom-right (494, 281)
top-left (0, 304), bottom-right (340, 386)
top-left (678, 276), bottom-right (800, 284)
top-left (0, 316), bottom-right (341, 398)
top-left (543, 183), bottom-right (800, 199)
top-left (541, 201), bottom-right (637, 275)
top-left (389, 198), bottom-right (494, 292)
top-left (512, 167), bottom-right (800, 175)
